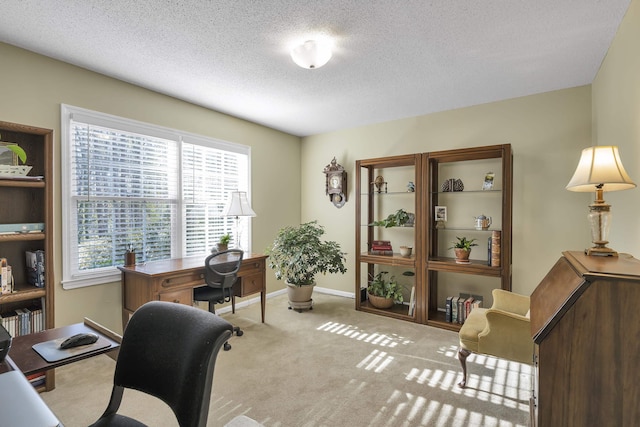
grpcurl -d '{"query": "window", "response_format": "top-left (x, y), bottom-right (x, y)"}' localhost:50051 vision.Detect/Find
top-left (61, 105), bottom-right (252, 289)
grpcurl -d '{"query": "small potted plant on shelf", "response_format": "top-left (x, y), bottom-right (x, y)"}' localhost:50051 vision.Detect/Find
top-left (449, 236), bottom-right (478, 264)
top-left (266, 221), bottom-right (347, 311)
top-left (367, 271), bottom-right (404, 309)
top-left (0, 137), bottom-right (31, 177)
top-left (213, 233), bottom-right (231, 253)
top-left (370, 208), bottom-right (414, 228)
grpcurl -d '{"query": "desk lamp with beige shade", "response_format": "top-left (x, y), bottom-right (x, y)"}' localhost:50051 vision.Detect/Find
top-left (566, 145), bottom-right (636, 256)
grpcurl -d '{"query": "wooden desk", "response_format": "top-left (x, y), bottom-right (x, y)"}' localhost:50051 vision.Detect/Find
top-left (119, 254), bottom-right (267, 328)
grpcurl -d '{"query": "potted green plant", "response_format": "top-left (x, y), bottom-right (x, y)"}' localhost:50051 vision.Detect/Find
top-left (265, 221), bottom-right (347, 310)
top-left (367, 271), bottom-right (404, 309)
top-left (218, 233), bottom-right (231, 252)
top-left (0, 137), bottom-right (31, 176)
top-left (449, 236), bottom-right (478, 264)
top-left (370, 208), bottom-right (414, 228)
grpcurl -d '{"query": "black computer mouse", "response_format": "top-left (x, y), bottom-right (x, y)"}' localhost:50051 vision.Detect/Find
top-left (59, 333), bottom-right (99, 349)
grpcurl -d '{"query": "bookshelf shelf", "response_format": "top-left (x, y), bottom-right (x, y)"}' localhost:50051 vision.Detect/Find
top-left (0, 120), bottom-right (54, 391)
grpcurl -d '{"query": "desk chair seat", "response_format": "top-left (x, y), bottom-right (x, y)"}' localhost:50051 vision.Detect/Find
top-left (89, 301), bottom-right (233, 427)
top-left (193, 249), bottom-right (244, 351)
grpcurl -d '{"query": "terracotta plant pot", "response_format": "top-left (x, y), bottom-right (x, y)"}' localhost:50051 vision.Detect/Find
top-left (367, 293), bottom-right (394, 309)
top-left (454, 248), bottom-right (471, 263)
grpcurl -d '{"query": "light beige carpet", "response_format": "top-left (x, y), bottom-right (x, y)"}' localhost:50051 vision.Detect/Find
top-left (41, 292), bottom-right (532, 427)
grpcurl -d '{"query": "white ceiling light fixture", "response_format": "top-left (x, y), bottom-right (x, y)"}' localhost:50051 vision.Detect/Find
top-left (290, 39), bottom-right (333, 69)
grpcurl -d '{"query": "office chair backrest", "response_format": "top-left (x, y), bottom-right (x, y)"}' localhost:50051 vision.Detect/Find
top-left (110, 301), bottom-right (233, 427)
top-left (205, 249), bottom-right (244, 291)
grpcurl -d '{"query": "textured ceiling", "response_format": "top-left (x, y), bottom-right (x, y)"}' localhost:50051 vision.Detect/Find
top-left (0, 1), bottom-right (631, 137)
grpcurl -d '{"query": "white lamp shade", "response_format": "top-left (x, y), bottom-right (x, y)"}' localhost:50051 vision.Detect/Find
top-left (290, 40), bottom-right (332, 69)
top-left (566, 146), bottom-right (636, 192)
top-left (224, 191), bottom-right (256, 217)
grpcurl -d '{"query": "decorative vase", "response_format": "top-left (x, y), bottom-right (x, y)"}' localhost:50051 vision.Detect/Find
top-left (454, 248), bottom-right (471, 264)
top-left (367, 293), bottom-right (394, 309)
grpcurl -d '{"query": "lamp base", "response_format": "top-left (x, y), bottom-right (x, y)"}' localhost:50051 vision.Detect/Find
top-left (585, 245), bottom-right (618, 257)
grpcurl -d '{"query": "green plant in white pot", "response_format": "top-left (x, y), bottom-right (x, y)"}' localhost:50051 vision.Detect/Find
top-left (266, 221), bottom-right (347, 311)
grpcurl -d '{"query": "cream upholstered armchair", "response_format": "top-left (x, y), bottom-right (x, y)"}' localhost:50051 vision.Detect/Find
top-left (457, 289), bottom-right (534, 388)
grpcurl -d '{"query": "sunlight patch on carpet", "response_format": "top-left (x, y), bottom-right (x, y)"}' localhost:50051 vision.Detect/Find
top-left (357, 349), bottom-right (396, 372)
top-left (316, 321), bottom-right (414, 347)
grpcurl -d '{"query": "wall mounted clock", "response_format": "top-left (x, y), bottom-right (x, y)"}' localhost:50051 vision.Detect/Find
top-left (323, 157), bottom-right (347, 208)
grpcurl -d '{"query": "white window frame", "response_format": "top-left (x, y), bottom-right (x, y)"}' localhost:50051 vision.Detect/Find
top-left (61, 104), bottom-right (252, 289)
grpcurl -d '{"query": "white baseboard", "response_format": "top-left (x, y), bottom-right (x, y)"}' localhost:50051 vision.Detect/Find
top-left (214, 286), bottom-right (354, 314)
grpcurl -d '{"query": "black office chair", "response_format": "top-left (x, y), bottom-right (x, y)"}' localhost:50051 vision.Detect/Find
top-left (193, 249), bottom-right (244, 351)
top-left (89, 301), bottom-right (233, 427)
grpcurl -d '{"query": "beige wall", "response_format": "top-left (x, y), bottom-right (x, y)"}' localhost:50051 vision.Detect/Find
top-left (592, 0), bottom-right (640, 257)
top-left (0, 43), bottom-right (301, 333)
top-left (2, 0), bottom-right (637, 332)
top-left (302, 86), bottom-right (593, 297)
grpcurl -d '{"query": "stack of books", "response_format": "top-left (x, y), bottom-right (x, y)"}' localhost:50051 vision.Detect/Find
top-left (445, 293), bottom-right (483, 324)
top-left (1, 306), bottom-right (45, 337)
top-left (487, 231), bottom-right (501, 266)
top-left (370, 240), bottom-right (393, 256)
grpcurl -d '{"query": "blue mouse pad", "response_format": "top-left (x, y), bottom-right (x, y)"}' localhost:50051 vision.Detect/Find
top-left (32, 336), bottom-right (111, 363)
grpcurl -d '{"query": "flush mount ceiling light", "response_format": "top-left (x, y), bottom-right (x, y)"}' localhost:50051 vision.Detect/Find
top-left (290, 39), bottom-right (332, 69)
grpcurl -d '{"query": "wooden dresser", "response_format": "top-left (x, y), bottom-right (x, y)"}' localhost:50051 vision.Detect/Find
top-left (530, 251), bottom-right (640, 427)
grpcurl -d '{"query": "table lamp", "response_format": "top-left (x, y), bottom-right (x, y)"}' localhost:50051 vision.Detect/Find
top-left (223, 191), bottom-right (256, 250)
top-left (566, 145), bottom-right (636, 256)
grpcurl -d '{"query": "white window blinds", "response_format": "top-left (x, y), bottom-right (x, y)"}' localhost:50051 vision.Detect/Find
top-left (61, 105), bottom-right (251, 289)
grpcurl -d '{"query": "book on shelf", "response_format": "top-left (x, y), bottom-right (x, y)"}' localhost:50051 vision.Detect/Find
top-left (0, 258), bottom-right (8, 295)
top-left (26, 250), bottom-right (45, 288)
top-left (451, 297), bottom-right (459, 323)
top-left (372, 240), bottom-right (391, 246)
top-left (26, 371), bottom-right (46, 387)
top-left (457, 297), bottom-right (465, 323)
top-left (445, 296), bottom-right (453, 322)
top-left (491, 231), bottom-right (501, 267)
top-left (464, 297), bottom-right (475, 319)
top-left (371, 245), bottom-right (393, 250)
top-left (369, 250), bottom-right (394, 256)
top-left (408, 286), bottom-right (416, 316)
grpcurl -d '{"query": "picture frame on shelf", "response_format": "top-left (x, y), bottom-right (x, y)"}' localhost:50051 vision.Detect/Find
top-left (482, 172), bottom-right (495, 190)
top-left (435, 206), bottom-right (447, 222)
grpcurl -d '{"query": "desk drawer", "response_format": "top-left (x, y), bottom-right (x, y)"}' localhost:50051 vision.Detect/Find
top-left (159, 288), bottom-right (193, 305)
top-left (238, 272), bottom-right (263, 297)
top-left (238, 258), bottom-right (265, 276)
top-left (161, 271), bottom-right (204, 289)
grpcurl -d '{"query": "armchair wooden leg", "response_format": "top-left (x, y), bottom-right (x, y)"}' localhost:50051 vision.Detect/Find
top-left (458, 347), bottom-right (471, 388)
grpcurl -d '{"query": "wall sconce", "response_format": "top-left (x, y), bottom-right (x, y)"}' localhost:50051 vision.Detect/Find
top-left (290, 39), bottom-right (332, 69)
top-left (224, 191), bottom-right (256, 250)
top-left (566, 145), bottom-right (636, 256)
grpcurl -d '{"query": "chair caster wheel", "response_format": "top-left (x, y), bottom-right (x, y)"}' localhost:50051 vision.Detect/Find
top-left (224, 342), bottom-right (231, 351)
top-left (288, 306), bottom-right (292, 310)
top-left (237, 330), bottom-right (244, 337)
